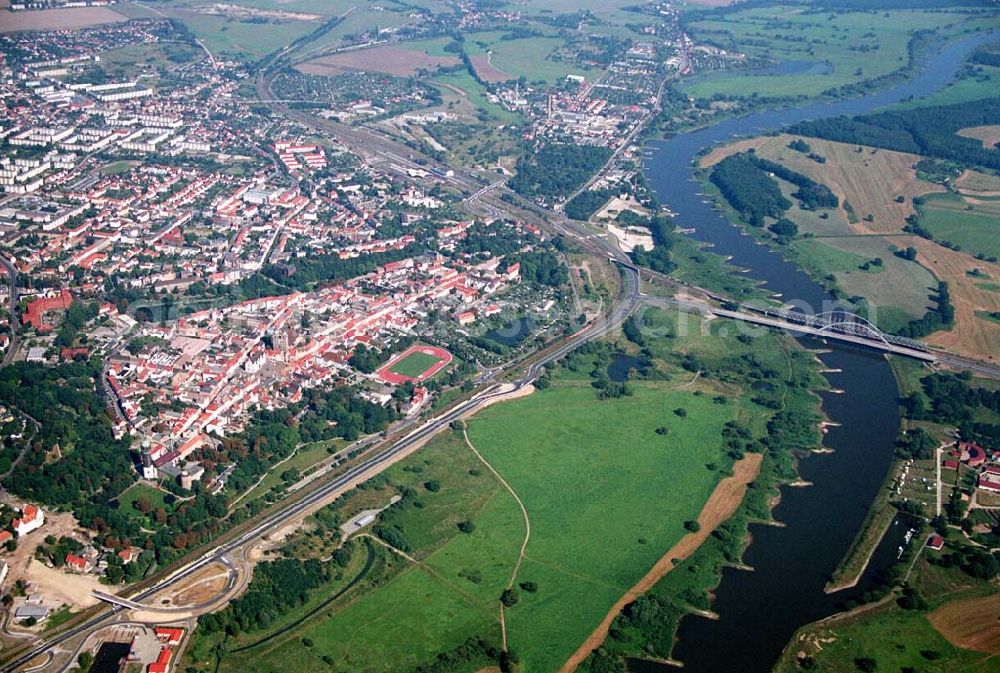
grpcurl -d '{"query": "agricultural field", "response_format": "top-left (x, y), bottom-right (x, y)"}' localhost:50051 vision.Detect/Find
top-left (681, 7), bottom-right (961, 100)
top-left (462, 30), bottom-right (597, 85)
top-left (0, 6), bottom-right (125, 32)
top-left (958, 170), bottom-right (1000, 195)
top-left (700, 133), bottom-right (1000, 358)
top-left (958, 125), bottom-right (1000, 150)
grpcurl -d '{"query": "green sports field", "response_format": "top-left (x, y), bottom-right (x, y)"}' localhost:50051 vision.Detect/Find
top-left (388, 350), bottom-right (446, 379)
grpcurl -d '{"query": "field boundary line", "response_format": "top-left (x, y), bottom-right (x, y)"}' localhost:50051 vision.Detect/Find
top-left (356, 533), bottom-right (493, 616)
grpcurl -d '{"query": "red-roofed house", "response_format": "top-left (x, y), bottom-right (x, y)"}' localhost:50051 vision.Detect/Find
top-left (942, 459), bottom-right (959, 471)
top-left (927, 534), bottom-right (944, 551)
top-left (978, 465), bottom-right (1000, 493)
top-left (148, 646), bottom-right (172, 673)
top-left (0, 531), bottom-right (12, 546)
top-left (960, 441), bottom-right (987, 468)
top-left (154, 626), bottom-right (184, 645)
top-left (13, 505), bottom-right (43, 536)
top-left (65, 554), bottom-right (90, 573)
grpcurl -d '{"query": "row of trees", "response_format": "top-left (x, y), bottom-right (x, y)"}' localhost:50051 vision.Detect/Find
top-left (790, 99), bottom-right (1000, 171)
top-left (896, 281), bottom-right (954, 339)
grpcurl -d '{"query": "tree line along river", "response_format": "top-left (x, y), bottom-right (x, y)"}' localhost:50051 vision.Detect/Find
top-left (638, 29), bottom-right (1000, 673)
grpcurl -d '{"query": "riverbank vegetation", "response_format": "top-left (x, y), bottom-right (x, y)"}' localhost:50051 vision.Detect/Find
top-left (774, 549), bottom-right (1000, 673)
top-left (576, 307), bottom-right (825, 672)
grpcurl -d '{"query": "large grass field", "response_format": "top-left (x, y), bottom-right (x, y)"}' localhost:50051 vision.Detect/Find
top-left (468, 382), bottom-right (750, 672)
top-left (462, 30), bottom-right (596, 85)
top-left (682, 7), bottom-right (978, 100)
top-left (897, 63), bottom-right (1000, 110)
top-left (186, 309), bottom-right (814, 673)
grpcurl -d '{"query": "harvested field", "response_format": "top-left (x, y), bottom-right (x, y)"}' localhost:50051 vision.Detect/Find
top-left (702, 132), bottom-right (1000, 359)
top-left (702, 134), bottom-right (945, 235)
top-left (195, 4), bottom-right (321, 22)
top-left (957, 125), bottom-right (1000, 150)
top-left (699, 136), bottom-right (772, 168)
top-left (909, 237), bottom-right (1000, 360)
top-left (297, 46), bottom-right (460, 77)
top-left (0, 6), bottom-right (125, 32)
top-left (469, 53), bottom-right (509, 83)
top-left (957, 169), bottom-right (1000, 196)
top-left (928, 593), bottom-right (1000, 654)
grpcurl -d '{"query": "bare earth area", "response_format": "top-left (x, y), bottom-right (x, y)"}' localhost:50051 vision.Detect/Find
top-left (957, 125), bottom-right (1000, 150)
top-left (23, 560), bottom-right (102, 609)
top-left (559, 452), bottom-right (764, 673)
top-left (469, 54), bottom-right (509, 83)
top-left (154, 563), bottom-right (231, 608)
top-left (0, 7), bottom-right (125, 32)
top-left (297, 47), bottom-right (460, 77)
top-left (928, 593), bottom-right (1000, 654)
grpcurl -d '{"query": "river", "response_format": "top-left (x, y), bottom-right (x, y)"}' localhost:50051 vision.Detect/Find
top-left (638, 29), bottom-right (1000, 673)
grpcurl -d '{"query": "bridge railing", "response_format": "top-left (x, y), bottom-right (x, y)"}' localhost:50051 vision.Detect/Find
top-left (741, 305), bottom-right (930, 352)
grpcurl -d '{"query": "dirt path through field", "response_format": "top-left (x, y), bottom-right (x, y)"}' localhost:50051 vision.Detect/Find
top-left (558, 452), bottom-right (764, 673)
top-left (462, 424), bottom-right (532, 651)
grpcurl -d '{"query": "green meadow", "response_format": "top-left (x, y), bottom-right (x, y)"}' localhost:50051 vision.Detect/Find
top-left (917, 193), bottom-right (1000, 261)
top-left (184, 308), bottom-right (815, 673)
top-left (682, 8), bottom-right (973, 100)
